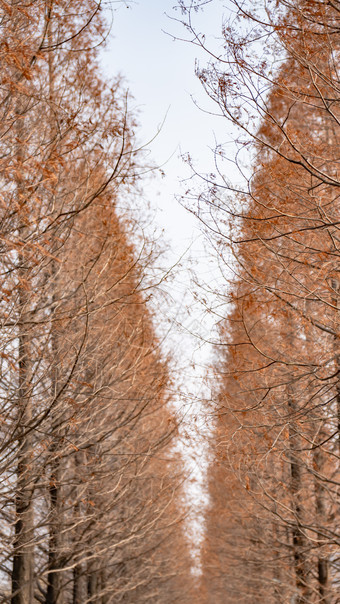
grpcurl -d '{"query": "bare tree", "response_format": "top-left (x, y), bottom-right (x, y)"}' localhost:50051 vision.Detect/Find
top-left (0, 2), bottom-right (192, 602)
top-left (176, 0), bottom-right (340, 601)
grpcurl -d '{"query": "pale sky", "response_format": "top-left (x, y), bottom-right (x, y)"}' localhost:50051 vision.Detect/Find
top-left (104, 0), bottom-right (228, 252)
top-left (102, 0), bottom-right (232, 359)
top-left (103, 0), bottom-right (231, 559)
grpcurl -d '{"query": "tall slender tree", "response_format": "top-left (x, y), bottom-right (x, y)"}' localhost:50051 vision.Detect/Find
top-left (178, 0), bottom-right (340, 601)
top-left (0, 2), bottom-right (192, 602)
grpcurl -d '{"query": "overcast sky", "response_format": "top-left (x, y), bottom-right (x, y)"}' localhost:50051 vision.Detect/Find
top-left (104, 0), bottom-right (228, 247)
top-left (102, 0), bottom-right (232, 557)
top-left (102, 0), bottom-right (234, 355)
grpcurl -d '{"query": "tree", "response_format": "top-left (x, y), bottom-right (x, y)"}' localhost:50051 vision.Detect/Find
top-left (177, 0), bottom-right (340, 601)
top-left (0, 2), bottom-right (192, 602)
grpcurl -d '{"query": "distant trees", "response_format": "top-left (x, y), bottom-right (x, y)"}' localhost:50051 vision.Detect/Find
top-left (178, 0), bottom-right (340, 602)
top-left (0, 2), bottom-right (192, 603)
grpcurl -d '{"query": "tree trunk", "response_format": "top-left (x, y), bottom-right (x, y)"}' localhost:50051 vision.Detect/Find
top-left (331, 278), bottom-right (340, 457)
top-left (45, 453), bottom-right (62, 604)
top-left (313, 444), bottom-right (329, 604)
top-left (11, 277), bottom-right (34, 603)
top-left (87, 563), bottom-right (98, 603)
top-left (73, 563), bottom-right (86, 604)
top-left (72, 452), bottom-right (87, 604)
top-left (45, 260), bottom-right (64, 604)
top-left (288, 392), bottom-right (312, 604)
top-left (45, 8), bottom-right (64, 601)
top-left (11, 95), bottom-right (34, 604)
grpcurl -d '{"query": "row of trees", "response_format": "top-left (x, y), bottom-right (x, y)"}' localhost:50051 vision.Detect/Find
top-left (0, 2), bottom-right (194, 602)
top-left (7, 1), bottom-right (340, 602)
top-left (179, 0), bottom-right (340, 602)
